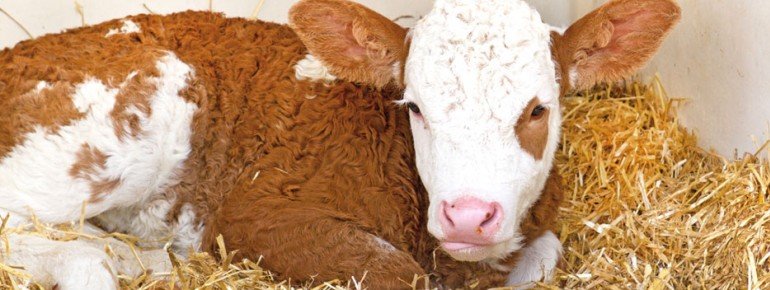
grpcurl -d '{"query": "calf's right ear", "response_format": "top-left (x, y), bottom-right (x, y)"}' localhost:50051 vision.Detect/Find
top-left (553, 0), bottom-right (681, 91)
top-left (289, 0), bottom-right (408, 88)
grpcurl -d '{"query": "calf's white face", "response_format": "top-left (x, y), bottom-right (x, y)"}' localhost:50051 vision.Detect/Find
top-left (290, 0), bottom-right (680, 263)
top-left (402, 0), bottom-right (560, 261)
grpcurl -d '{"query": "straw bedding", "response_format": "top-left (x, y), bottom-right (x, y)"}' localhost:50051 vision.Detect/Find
top-left (1, 78), bottom-right (768, 289)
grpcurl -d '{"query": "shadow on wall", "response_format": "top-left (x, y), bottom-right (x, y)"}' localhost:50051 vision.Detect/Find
top-left (642, 0), bottom-right (770, 159)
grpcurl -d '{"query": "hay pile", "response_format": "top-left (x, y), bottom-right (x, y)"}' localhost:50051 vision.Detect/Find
top-left (554, 77), bottom-right (770, 289)
top-left (1, 78), bottom-right (769, 289)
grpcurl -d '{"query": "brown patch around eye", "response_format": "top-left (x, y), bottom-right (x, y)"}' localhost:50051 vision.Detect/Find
top-left (515, 97), bottom-right (549, 160)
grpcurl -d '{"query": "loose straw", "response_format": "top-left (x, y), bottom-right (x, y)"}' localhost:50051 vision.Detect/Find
top-left (249, 0), bottom-right (266, 20)
top-left (0, 7), bottom-right (33, 39)
top-left (74, 0), bottom-right (85, 26)
top-left (142, 3), bottom-right (156, 14)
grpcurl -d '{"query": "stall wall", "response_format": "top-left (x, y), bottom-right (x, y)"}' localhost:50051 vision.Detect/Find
top-left (643, 0), bottom-right (770, 158)
top-left (0, 0), bottom-right (433, 48)
top-left (1, 0), bottom-right (767, 158)
top-left (532, 0), bottom-right (770, 158)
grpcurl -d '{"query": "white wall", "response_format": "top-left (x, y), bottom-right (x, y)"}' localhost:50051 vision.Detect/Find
top-left (524, 0), bottom-right (572, 29)
top-left (0, 0), bottom-right (433, 48)
top-left (531, 0), bottom-right (770, 158)
top-left (258, 0), bottom-right (433, 26)
top-left (0, 0), bottom-right (245, 48)
top-left (642, 0), bottom-right (770, 158)
top-left (2, 0), bottom-right (767, 158)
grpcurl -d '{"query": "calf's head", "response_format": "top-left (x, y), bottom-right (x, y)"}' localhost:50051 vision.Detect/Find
top-left (291, 0), bottom-right (679, 262)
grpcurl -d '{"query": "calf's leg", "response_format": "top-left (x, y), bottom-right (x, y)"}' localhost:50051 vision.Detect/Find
top-left (78, 222), bottom-right (173, 280)
top-left (0, 213), bottom-right (119, 290)
top-left (0, 212), bottom-right (172, 289)
top-left (4, 235), bottom-right (119, 289)
top-left (505, 230), bottom-right (562, 288)
top-left (207, 203), bottom-right (425, 289)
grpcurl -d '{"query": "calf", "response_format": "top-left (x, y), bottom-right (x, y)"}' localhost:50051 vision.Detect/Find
top-left (0, 0), bottom-right (679, 288)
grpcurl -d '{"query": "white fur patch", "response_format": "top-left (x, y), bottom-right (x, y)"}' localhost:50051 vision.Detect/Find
top-left (172, 204), bottom-right (204, 255)
top-left (93, 197), bottom-right (175, 247)
top-left (0, 53), bottom-right (197, 223)
top-left (372, 236), bottom-right (397, 252)
top-left (33, 81), bottom-right (50, 93)
top-left (404, 0), bottom-right (561, 261)
top-left (294, 54), bottom-right (337, 82)
top-left (505, 231), bottom-right (562, 287)
top-left (93, 200), bottom-right (203, 257)
top-left (106, 20), bottom-right (141, 37)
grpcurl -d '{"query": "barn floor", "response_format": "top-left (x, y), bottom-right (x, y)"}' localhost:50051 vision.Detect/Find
top-left (1, 78), bottom-right (769, 289)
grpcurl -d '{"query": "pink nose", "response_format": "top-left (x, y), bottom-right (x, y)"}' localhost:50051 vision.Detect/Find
top-left (439, 197), bottom-right (503, 246)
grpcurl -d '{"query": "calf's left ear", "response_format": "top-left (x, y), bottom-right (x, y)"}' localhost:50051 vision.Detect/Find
top-left (553, 0), bottom-right (681, 91)
top-left (289, 0), bottom-right (408, 88)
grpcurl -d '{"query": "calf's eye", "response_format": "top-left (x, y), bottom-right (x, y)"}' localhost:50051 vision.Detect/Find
top-left (407, 102), bottom-right (421, 115)
top-left (530, 104), bottom-right (547, 120)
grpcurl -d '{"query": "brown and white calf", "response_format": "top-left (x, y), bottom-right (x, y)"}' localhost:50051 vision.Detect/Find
top-left (0, 0), bottom-right (680, 288)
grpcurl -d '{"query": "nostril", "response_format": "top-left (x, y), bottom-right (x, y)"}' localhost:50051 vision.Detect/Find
top-left (441, 201), bottom-right (455, 227)
top-left (479, 207), bottom-right (497, 228)
top-left (443, 209), bottom-right (455, 227)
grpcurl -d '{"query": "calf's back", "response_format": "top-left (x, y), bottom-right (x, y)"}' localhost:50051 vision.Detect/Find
top-left (0, 10), bottom-right (434, 282)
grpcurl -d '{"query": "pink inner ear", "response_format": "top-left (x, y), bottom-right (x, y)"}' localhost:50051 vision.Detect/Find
top-left (322, 14), bottom-right (368, 62)
top-left (585, 9), bottom-right (651, 59)
top-left (606, 9), bottom-right (653, 53)
top-left (343, 23), bottom-right (368, 61)
top-left (567, 1), bottom-right (680, 90)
